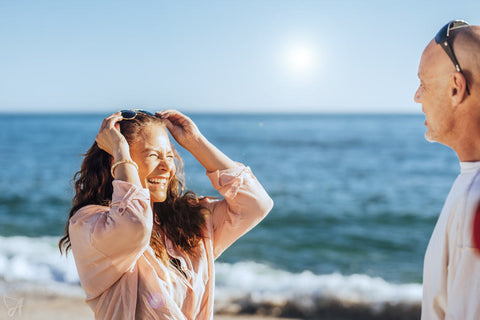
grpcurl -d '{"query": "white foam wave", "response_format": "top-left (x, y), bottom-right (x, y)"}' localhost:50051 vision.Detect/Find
top-left (215, 261), bottom-right (421, 315)
top-left (0, 235), bottom-right (422, 315)
top-left (0, 235), bottom-right (79, 284)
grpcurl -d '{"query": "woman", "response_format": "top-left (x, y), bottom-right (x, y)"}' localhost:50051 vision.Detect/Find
top-left (59, 109), bottom-right (273, 319)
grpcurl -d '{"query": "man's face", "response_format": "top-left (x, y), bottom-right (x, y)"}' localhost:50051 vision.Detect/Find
top-left (414, 42), bottom-right (455, 144)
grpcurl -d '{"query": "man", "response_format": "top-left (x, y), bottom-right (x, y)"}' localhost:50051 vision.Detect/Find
top-left (414, 20), bottom-right (480, 319)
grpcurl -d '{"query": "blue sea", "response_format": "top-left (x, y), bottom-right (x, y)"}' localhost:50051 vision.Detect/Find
top-left (0, 113), bottom-right (460, 318)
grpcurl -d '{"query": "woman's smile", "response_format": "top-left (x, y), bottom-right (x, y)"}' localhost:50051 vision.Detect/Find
top-left (147, 175), bottom-right (169, 188)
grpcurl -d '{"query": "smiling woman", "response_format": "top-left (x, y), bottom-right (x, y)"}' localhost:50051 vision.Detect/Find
top-left (128, 125), bottom-right (175, 203)
top-left (58, 109), bottom-right (273, 319)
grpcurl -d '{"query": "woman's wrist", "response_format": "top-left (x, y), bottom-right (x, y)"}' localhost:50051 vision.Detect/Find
top-left (111, 159), bottom-right (139, 178)
top-left (112, 145), bottom-right (131, 162)
top-left (187, 135), bottom-right (237, 172)
top-left (184, 134), bottom-right (208, 155)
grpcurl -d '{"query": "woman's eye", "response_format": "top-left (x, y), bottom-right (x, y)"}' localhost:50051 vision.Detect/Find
top-left (149, 154), bottom-right (159, 158)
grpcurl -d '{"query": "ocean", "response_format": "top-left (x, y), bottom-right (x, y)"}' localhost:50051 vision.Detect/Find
top-left (0, 113), bottom-right (461, 319)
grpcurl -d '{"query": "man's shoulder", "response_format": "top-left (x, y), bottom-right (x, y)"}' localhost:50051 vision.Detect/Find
top-left (466, 170), bottom-right (480, 194)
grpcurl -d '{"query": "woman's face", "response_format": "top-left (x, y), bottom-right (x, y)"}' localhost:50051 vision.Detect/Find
top-left (129, 125), bottom-right (176, 203)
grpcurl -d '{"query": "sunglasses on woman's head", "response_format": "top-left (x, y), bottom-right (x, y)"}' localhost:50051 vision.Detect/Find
top-left (120, 109), bottom-right (155, 120)
top-left (435, 20), bottom-right (470, 95)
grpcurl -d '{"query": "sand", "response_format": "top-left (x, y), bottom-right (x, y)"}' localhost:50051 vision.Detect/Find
top-left (0, 281), bottom-right (420, 320)
top-left (0, 291), bottom-right (300, 320)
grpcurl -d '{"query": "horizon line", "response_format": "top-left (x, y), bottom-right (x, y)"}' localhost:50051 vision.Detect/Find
top-left (0, 110), bottom-right (422, 116)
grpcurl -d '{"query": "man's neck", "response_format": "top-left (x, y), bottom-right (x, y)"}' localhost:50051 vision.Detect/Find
top-left (452, 110), bottom-right (480, 162)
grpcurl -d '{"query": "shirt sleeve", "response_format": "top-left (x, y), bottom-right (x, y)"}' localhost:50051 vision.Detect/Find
top-left (90, 180), bottom-right (153, 259)
top-left (69, 180), bottom-right (153, 298)
top-left (204, 164), bottom-right (274, 258)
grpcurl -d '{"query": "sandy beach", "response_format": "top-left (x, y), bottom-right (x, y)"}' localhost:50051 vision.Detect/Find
top-left (1, 287), bottom-right (422, 320)
top-left (0, 278), bottom-right (421, 320)
top-left (0, 289), bottom-right (300, 320)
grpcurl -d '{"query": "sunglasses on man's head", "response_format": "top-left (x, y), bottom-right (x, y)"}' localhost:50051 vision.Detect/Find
top-left (120, 109), bottom-right (155, 120)
top-left (435, 20), bottom-right (470, 95)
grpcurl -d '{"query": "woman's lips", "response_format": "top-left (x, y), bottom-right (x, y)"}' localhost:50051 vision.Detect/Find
top-left (147, 177), bottom-right (168, 187)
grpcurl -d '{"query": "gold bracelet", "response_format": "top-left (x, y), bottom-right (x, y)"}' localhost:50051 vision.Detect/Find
top-left (111, 159), bottom-right (139, 179)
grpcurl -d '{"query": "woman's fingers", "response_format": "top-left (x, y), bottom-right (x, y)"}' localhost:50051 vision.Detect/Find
top-left (157, 110), bottom-right (186, 134)
top-left (157, 110), bottom-right (195, 128)
top-left (96, 112), bottom-right (126, 155)
top-left (104, 112), bottom-right (123, 128)
top-left (155, 110), bottom-right (203, 152)
top-left (156, 109), bottom-right (178, 118)
top-left (157, 109), bottom-right (189, 123)
top-left (99, 112), bottom-right (122, 133)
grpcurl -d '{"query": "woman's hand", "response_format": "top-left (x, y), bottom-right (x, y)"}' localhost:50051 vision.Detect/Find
top-left (157, 109), bottom-right (236, 172)
top-left (156, 110), bottom-right (203, 151)
top-left (95, 112), bottom-right (130, 160)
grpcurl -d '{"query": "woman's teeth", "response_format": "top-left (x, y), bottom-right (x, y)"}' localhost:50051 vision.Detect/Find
top-left (147, 178), bottom-right (167, 186)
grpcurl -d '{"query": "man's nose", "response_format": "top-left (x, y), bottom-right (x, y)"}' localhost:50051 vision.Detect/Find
top-left (414, 87), bottom-right (422, 103)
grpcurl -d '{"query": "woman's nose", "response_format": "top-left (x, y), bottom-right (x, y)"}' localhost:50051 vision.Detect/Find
top-left (157, 158), bottom-right (172, 171)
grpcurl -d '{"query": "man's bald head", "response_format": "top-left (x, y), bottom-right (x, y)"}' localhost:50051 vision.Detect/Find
top-left (414, 23), bottom-right (480, 160)
top-left (417, 25), bottom-right (480, 103)
top-left (450, 25), bottom-right (480, 91)
top-left (419, 39), bottom-right (454, 86)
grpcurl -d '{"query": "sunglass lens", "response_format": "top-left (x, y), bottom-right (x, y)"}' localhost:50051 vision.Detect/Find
top-left (449, 20), bottom-right (469, 31)
top-left (121, 110), bottom-right (137, 119)
top-left (435, 22), bottom-right (450, 44)
top-left (435, 20), bottom-right (469, 44)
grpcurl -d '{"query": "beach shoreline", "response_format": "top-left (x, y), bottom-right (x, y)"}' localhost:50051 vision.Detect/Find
top-left (1, 294), bottom-right (300, 320)
top-left (1, 282), bottom-right (421, 320)
top-left (0, 285), bottom-right (300, 320)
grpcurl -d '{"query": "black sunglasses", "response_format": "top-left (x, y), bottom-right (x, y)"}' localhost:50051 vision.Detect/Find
top-left (435, 20), bottom-right (470, 95)
top-left (120, 109), bottom-right (155, 120)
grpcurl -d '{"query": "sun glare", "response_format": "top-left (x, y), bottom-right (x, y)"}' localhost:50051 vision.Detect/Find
top-left (285, 45), bottom-right (315, 73)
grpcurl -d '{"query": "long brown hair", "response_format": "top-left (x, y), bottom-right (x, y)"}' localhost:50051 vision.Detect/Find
top-left (59, 113), bottom-right (206, 263)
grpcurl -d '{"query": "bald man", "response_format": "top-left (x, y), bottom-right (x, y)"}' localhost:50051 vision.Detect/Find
top-left (415, 21), bottom-right (480, 319)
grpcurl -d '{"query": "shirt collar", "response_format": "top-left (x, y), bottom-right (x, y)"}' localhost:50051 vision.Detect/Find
top-left (460, 161), bottom-right (480, 173)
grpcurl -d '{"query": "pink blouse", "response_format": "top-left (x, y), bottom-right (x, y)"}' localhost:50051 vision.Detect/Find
top-left (69, 165), bottom-right (273, 319)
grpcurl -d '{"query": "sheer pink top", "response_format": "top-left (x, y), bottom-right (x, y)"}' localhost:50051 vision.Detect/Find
top-left (69, 165), bottom-right (273, 319)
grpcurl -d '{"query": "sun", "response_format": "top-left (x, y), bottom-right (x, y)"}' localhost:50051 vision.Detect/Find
top-left (285, 44), bottom-right (315, 73)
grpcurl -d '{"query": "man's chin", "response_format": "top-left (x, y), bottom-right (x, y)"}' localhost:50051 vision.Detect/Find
top-left (425, 131), bottom-right (437, 143)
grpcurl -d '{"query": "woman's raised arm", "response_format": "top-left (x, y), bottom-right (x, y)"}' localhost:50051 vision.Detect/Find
top-left (158, 110), bottom-right (273, 258)
top-left (157, 110), bottom-right (237, 172)
top-left (95, 112), bottom-right (142, 186)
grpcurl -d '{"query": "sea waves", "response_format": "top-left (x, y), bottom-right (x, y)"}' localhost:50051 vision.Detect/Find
top-left (215, 262), bottom-right (421, 319)
top-left (0, 235), bottom-right (421, 319)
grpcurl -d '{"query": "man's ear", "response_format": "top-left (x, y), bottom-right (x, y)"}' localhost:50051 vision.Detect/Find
top-left (450, 72), bottom-right (468, 106)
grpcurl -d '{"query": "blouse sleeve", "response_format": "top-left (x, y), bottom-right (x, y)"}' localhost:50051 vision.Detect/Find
top-left (91, 180), bottom-right (152, 258)
top-left (205, 164), bottom-right (274, 258)
top-left (69, 180), bottom-right (153, 298)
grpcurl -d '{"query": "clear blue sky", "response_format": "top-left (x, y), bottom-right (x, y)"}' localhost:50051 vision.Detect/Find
top-left (1, 0), bottom-right (479, 113)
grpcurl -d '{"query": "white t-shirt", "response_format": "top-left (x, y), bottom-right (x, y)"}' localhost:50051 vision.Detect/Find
top-left (422, 162), bottom-right (480, 319)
